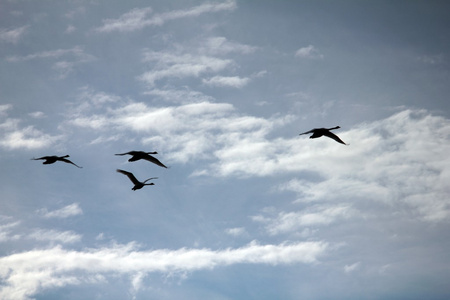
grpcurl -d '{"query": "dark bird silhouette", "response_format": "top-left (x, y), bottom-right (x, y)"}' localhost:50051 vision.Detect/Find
top-left (299, 126), bottom-right (348, 145)
top-left (31, 155), bottom-right (83, 168)
top-left (115, 151), bottom-right (168, 168)
top-left (116, 169), bottom-right (157, 191)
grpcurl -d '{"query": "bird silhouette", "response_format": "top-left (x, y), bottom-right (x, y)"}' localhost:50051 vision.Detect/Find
top-left (116, 169), bottom-right (157, 191)
top-left (115, 151), bottom-right (168, 168)
top-left (31, 155), bottom-right (83, 168)
top-left (299, 126), bottom-right (348, 145)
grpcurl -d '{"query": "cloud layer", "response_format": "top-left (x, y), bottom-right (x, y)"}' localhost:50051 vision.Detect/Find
top-left (0, 240), bottom-right (327, 300)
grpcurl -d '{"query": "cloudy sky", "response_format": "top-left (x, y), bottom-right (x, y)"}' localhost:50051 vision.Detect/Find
top-left (1, 0), bottom-right (450, 299)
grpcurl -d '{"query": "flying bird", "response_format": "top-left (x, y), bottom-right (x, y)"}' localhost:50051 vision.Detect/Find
top-left (116, 169), bottom-right (157, 191)
top-left (299, 126), bottom-right (348, 145)
top-left (31, 155), bottom-right (83, 168)
top-left (115, 151), bottom-right (168, 168)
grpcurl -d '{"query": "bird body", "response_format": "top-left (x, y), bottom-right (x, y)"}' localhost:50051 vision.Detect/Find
top-left (31, 155), bottom-right (83, 168)
top-left (116, 169), bottom-right (157, 191)
top-left (115, 151), bottom-right (168, 168)
top-left (299, 126), bottom-right (347, 145)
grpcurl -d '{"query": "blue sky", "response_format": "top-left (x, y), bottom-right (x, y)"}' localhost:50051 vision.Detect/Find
top-left (1, 1), bottom-right (450, 299)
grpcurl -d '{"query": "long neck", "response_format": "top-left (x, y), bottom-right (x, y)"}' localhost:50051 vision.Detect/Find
top-left (327, 126), bottom-right (340, 131)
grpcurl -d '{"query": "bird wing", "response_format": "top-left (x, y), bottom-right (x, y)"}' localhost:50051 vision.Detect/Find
top-left (31, 156), bottom-right (47, 160)
top-left (323, 131), bottom-right (347, 144)
top-left (115, 151), bottom-right (144, 156)
top-left (143, 177), bottom-right (158, 183)
top-left (59, 158), bottom-right (83, 168)
top-left (115, 152), bottom-right (131, 156)
top-left (117, 169), bottom-right (140, 185)
top-left (142, 154), bottom-right (168, 168)
top-left (299, 129), bottom-right (316, 135)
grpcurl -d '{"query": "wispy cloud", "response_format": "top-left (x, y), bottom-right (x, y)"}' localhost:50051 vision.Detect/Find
top-left (254, 204), bottom-right (356, 235)
top-left (7, 46), bottom-right (95, 79)
top-left (295, 45), bottom-right (324, 59)
top-left (0, 240), bottom-right (327, 300)
top-left (344, 262), bottom-right (361, 273)
top-left (94, 1), bottom-right (237, 33)
top-left (0, 26), bottom-right (28, 44)
top-left (28, 229), bottom-right (82, 244)
top-left (143, 87), bottom-right (214, 104)
top-left (0, 220), bottom-right (21, 242)
top-left (202, 75), bottom-right (250, 88)
top-left (139, 51), bottom-right (233, 87)
top-left (0, 119), bottom-right (60, 150)
top-left (225, 227), bottom-right (247, 237)
top-left (66, 96), bottom-right (293, 164)
top-left (38, 203), bottom-right (83, 219)
top-left (200, 36), bottom-right (258, 55)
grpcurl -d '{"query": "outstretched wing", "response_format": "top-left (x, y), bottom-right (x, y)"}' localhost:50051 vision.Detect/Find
top-left (143, 177), bottom-right (158, 183)
top-left (116, 169), bottom-right (140, 185)
top-left (31, 156), bottom-right (48, 160)
top-left (299, 128), bottom-right (316, 135)
top-left (115, 151), bottom-right (143, 156)
top-left (59, 158), bottom-right (83, 168)
top-left (324, 131), bottom-right (347, 145)
top-left (115, 152), bottom-right (131, 156)
top-left (142, 154), bottom-right (168, 168)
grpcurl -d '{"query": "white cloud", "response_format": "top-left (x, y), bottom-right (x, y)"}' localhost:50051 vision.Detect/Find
top-left (0, 220), bottom-right (21, 242)
top-left (6, 46), bottom-right (95, 79)
top-left (0, 26), bottom-right (28, 44)
top-left (0, 240), bottom-right (327, 300)
top-left (66, 91), bottom-right (450, 224)
top-left (295, 45), bottom-right (324, 59)
top-left (65, 25), bottom-right (76, 34)
top-left (143, 87), bottom-right (214, 104)
top-left (6, 46), bottom-right (92, 62)
top-left (0, 104), bottom-right (13, 116)
top-left (28, 111), bottom-right (45, 119)
top-left (27, 229), bottom-right (82, 244)
top-left (67, 97), bottom-right (293, 164)
top-left (139, 51), bottom-right (233, 87)
top-left (201, 37), bottom-right (258, 55)
top-left (0, 119), bottom-right (61, 150)
top-left (225, 227), bottom-right (247, 237)
top-left (344, 262), bottom-right (361, 273)
top-left (94, 1), bottom-right (237, 33)
top-left (254, 204), bottom-right (356, 235)
top-left (202, 75), bottom-right (250, 88)
top-left (38, 203), bottom-right (83, 219)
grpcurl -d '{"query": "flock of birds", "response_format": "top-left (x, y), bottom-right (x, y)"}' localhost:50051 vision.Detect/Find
top-left (31, 127), bottom-right (347, 191)
top-left (32, 151), bottom-right (168, 191)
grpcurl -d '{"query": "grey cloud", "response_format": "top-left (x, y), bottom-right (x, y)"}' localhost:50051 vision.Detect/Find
top-left (0, 26), bottom-right (28, 44)
top-left (295, 45), bottom-right (324, 59)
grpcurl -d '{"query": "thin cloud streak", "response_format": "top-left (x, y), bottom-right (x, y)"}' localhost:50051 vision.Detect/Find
top-left (38, 203), bottom-right (83, 219)
top-left (203, 75), bottom-right (250, 88)
top-left (94, 0), bottom-right (237, 33)
top-left (139, 51), bottom-right (233, 87)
